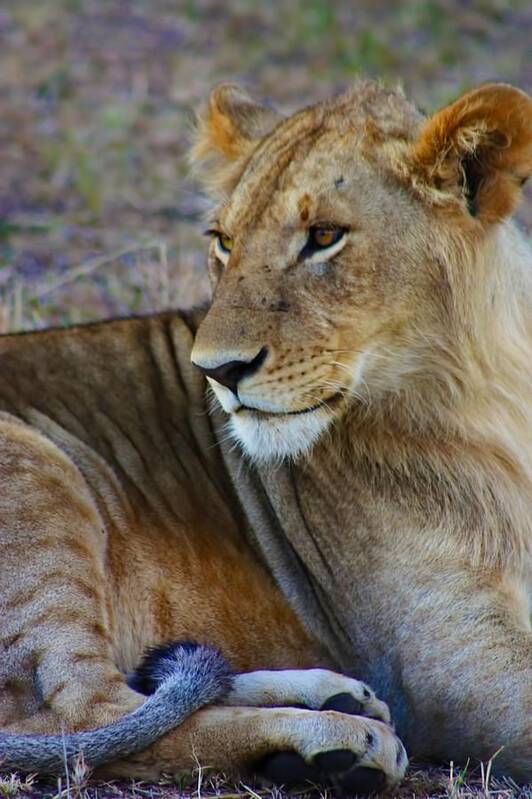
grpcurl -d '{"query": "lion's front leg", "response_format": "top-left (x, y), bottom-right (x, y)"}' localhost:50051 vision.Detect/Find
top-left (118, 645), bottom-right (406, 791)
top-left (387, 566), bottom-right (531, 782)
top-left (224, 668), bottom-right (391, 723)
top-left (99, 704), bottom-right (407, 793)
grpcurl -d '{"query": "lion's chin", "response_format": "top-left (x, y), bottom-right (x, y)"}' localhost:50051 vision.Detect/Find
top-left (228, 405), bottom-right (335, 463)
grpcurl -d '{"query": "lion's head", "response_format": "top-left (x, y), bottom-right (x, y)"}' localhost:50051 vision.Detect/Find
top-left (190, 81), bottom-right (532, 462)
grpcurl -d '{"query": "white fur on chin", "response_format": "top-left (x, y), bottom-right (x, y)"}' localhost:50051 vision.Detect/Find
top-left (228, 407), bottom-right (334, 463)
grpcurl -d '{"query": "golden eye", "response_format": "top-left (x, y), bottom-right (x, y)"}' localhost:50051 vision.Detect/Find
top-left (218, 233), bottom-right (233, 253)
top-left (309, 227), bottom-right (343, 249)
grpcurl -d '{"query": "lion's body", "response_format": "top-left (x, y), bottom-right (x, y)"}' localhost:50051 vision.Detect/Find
top-left (0, 314), bottom-right (324, 714)
top-left (1, 80), bottom-right (531, 785)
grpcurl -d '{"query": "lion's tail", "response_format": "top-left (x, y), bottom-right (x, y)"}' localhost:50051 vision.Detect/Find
top-left (0, 643), bottom-right (232, 774)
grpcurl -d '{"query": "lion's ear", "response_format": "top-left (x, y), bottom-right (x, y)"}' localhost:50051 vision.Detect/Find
top-left (411, 83), bottom-right (532, 222)
top-left (190, 84), bottom-right (283, 197)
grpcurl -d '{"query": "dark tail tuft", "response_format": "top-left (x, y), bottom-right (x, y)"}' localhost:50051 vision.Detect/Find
top-left (128, 640), bottom-right (233, 697)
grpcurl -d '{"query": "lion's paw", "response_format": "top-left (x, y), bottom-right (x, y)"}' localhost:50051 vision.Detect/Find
top-left (227, 668), bottom-right (391, 725)
top-left (252, 710), bottom-right (407, 794)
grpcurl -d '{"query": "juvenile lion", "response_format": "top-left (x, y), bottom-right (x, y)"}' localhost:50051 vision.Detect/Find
top-left (0, 81), bottom-right (531, 789)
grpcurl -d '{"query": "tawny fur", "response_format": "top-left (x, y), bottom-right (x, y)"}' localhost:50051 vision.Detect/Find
top-left (0, 80), bottom-right (530, 784)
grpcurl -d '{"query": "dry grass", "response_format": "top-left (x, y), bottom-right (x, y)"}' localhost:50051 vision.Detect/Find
top-left (0, 1), bottom-right (530, 797)
top-left (1, 758), bottom-right (531, 799)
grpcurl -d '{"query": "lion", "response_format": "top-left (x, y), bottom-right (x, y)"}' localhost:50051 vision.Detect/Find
top-left (0, 80), bottom-right (530, 790)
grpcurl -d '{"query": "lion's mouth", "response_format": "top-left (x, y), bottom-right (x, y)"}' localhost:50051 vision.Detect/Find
top-left (236, 392), bottom-right (343, 418)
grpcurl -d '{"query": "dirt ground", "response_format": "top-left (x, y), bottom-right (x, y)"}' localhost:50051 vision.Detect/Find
top-left (0, 1), bottom-right (531, 797)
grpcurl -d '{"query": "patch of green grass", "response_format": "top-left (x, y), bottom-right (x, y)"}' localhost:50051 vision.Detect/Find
top-left (0, 773), bottom-right (36, 797)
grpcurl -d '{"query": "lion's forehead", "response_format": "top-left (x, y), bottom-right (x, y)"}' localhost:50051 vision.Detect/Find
top-left (217, 84), bottom-right (423, 245)
top-left (222, 136), bottom-right (383, 238)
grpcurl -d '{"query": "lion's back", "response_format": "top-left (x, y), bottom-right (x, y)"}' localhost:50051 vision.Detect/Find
top-left (0, 311), bottom-right (235, 530)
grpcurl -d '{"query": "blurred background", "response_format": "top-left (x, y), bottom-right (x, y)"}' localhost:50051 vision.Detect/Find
top-left (0, 0), bottom-right (530, 332)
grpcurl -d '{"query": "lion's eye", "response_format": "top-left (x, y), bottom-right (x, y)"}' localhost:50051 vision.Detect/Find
top-left (218, 233), bottom-right (233, 253)
top-left (309, 227), bottom-right (343, 249)
top-left (208, 230), bottom-right (233, 264)
top-left (298, 225), bottom-right (347, 262)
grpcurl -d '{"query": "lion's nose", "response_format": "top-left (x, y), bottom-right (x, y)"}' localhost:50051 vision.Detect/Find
top-left (193, 347), bottom-right (268, 396)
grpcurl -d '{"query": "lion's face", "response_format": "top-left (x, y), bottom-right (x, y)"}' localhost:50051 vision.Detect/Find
top-left (190, 82), bottom-right (532, 461)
